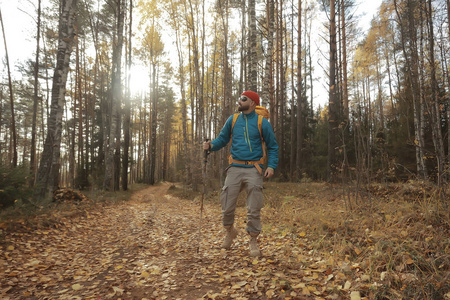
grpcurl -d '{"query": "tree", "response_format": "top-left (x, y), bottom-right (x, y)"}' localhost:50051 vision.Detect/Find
top-left (296, 0), bottom-right (304, 179)
top-left (122, 0), bottom-right (133, 191)
top-left (248, 0), bottom-right (257, 91)
top-left (30, 0), bottom-right (42, 186)
top-left (36, 0), bottom-right (78, 199)
top-left (0, 8), bottom-right (17, 168)
top-left (328, 0), bottom-right (338, 182)
top-left (103, 0), bottom-right (125, 191)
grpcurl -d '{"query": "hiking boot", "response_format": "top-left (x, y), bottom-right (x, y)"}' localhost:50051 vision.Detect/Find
top-left (249, 232), bottom-right (260, 257)
top-left (221, 225), bottom-right (238, 249)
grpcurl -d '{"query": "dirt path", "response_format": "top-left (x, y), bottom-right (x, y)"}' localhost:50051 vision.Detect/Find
top-left (1, 183), bottom-right (348, 300)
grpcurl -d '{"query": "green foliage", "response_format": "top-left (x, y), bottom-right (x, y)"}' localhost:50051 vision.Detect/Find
top-left (75, 167), bottom-right (90, 190)
top-left (0, 165), bottom-right (32, 209)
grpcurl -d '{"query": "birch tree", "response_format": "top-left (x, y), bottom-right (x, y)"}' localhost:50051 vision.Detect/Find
top-left (36, 0), bottom-right (78, 199)
top-left (0, 8), bottom-right (17, 168)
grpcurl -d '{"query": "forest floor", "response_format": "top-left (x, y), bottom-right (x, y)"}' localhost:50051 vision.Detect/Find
top-left (0, 181), bottom-right (449, 300)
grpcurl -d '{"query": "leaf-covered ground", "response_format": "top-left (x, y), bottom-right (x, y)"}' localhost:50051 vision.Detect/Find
top-left (0, 182), bottom-right (449, 299)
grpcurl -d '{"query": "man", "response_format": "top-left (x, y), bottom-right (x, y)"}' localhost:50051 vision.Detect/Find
top-left (203, 91), bottom-right (279, 257)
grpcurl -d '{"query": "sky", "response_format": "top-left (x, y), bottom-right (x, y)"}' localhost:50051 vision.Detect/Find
top-left (0, 0), bottom-right (384, 106)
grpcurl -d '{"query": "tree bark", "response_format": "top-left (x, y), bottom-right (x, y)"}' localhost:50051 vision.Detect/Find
top-left (122, 0), bottom-right (132, 191)
top-left (30, 0), bottom-right (42, 186)
top-left (296, 0), bottom-right (303, 179)
top-left (426, 0), bottom-right (445, 184)
top-left (248, 0), bottom-right (257, 91)
top-left (263, 0), bottom-right (274, 106)
top-left (0, 8), bottom-right (17, 168)
top-left (341, 0), bottom-right (348, 123)
top-left (328, 0), bottom-right (338, 182)
top-left (35, 0), bottom-right (78, 199)
top-left (149, 63), bottom-right (158, 185)
top-left (104, 0), bottom-right (125, 191)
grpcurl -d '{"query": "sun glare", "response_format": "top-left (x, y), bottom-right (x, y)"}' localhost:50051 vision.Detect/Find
top-left (128, 65), bottom-right (150, 96)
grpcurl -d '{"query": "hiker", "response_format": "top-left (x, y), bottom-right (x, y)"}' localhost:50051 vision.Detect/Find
top-left (203, 91), bottom-right (279, 257)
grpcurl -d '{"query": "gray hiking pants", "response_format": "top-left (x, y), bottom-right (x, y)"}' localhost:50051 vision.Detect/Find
top-left (220, 166), bottom-right (264, 233)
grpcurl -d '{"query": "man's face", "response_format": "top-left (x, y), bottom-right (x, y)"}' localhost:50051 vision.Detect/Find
top-left (238, 96), bottom-right (253, 111)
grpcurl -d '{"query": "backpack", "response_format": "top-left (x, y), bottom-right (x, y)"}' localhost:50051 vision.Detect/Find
top-left (229, 106), bottom-right (270, 173)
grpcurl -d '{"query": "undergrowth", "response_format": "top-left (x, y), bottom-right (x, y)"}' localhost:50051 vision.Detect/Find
top-left (261, 181), bottom-right (449, 299)
top-left (0, 183), bottom-right (149, 235)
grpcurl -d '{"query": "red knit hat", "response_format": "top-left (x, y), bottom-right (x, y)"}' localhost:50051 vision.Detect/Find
top-left (241, 91), bottom-right (260, 106)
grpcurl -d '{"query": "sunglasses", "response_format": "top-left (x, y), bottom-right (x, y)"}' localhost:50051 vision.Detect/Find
top-left (239, 96), bottom-right (249, 102)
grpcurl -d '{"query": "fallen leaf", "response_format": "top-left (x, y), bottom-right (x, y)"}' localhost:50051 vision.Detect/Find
top-left (350, 291), bottom-right (361, 300)
top-left (266, 289), bottom-right (275, 297)
top-left (344, 281), bottom-right (351, 290)
top-left (72, 284), bottom-right (82, 291)
top-left (112, 286), bottom-right (124, 295)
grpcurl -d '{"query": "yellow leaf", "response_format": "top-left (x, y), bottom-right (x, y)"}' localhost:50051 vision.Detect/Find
top-left (72, 284), bottom-right (83, 291)
top-left (299, 232), bottom-right (306, 237)
top-left (344, 281), bottom-right (352, 290)
top-left (350, 291), bottom-right (361, 300)
top-left (292, 283), bottom-right (306, 289)
top-left (266, 289), bottom-right (275, 297)
top-left (308, 286), bottom-right (317, 292)
top-left (302, 287), bottom-right (310, 295)
top-left (252, 259), bottom-right (259, 265)
top-left (112, 286), bottom-right (124, 295)
top-left (236, 281), bottom-right (247, 287)
top-left (354, 247), bottom-right (362, 255)
top-left (141, 271), bottom-right (150, 278)
top-left (7, 245), bottom-right (14, 251)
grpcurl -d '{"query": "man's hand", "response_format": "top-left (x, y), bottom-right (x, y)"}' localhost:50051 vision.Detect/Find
top-left (203, 141), bottom-right (211, 151)
top-left (264, 167), bottom-right (274, 178)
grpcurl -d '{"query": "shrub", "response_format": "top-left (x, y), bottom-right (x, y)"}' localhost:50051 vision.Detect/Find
top-left (0, 164), bottom-right (32, 209)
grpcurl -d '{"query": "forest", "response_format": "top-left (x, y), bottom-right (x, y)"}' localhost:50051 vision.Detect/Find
top-left (0, 0), bottom-right (448, 201)
top-left (0, 0), bottom-right (449, 298)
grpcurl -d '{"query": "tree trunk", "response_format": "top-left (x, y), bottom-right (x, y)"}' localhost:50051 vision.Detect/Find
top-left (341, 0), bottom-right (348, 122)
top-left (248, 0), bottom-right (257, 91)
top-left (263, 0), bottom-right (274, 106)
top-left (426, 0), bottom-right (445, 184)
top-left (290, 0), bottom-right (296, 180)
top-left (0, 8), bottom-right (17, 168)
top-left (296, 0), bottom-right (303, 179)
top-left (35, 0), bottom-right (78, 199)
top-left (122, 0), bottom-right (132, 191)
top-left (328, 0), bottom-right (338, 182)
top-left (149, 63), bottom-right (158, 185)
top-left (30, 0), bottom-right (42, 186)
top-left (104, 0), bottom-right (124, 191)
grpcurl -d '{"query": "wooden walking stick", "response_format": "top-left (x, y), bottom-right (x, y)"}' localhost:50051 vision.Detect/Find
top-left (197, 139), bottom-right (210, 253)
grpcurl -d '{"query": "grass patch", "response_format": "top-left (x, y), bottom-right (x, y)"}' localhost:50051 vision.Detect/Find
top-left (260, 181), bottom-right (449, 299)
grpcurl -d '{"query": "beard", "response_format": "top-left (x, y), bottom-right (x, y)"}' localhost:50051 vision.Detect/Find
top-left (238, 102), bottom-right (249, 111)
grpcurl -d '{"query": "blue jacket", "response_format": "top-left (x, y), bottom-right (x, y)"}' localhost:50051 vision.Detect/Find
top-left (211, 111), bottom-right (279, 170)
